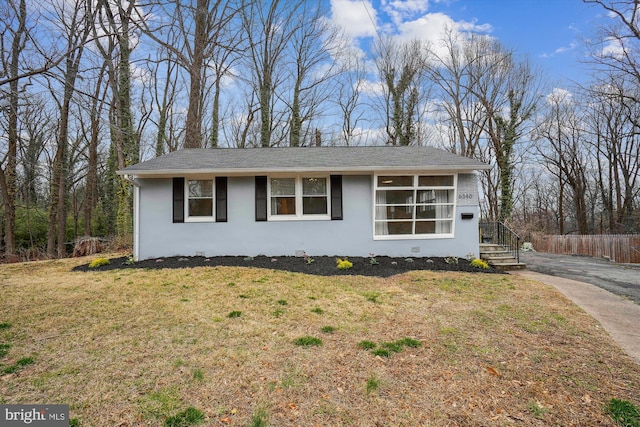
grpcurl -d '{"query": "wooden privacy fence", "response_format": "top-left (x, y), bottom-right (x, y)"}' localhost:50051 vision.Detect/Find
top-left (529, 234), bottom-right (640, 264)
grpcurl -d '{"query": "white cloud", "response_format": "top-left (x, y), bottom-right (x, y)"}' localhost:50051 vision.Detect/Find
top-left (600, 37), bottom-right (625, 58)
top-left (394, 12), bottom-right (492, 44)
top-left (359, 78), bottom-right (386, 97)
top-left (330, 0), bottom-right (378, 39)
top-left (394, 13), bottom-right (492, 58)
top-left (330, 1), bottom-right (493, 75)
top-left (546, 87), bottom-right (573, 105)
top-left (381, 0), bottom-right (430, 25)
top-left (540, 41), bottom-right (578, 58)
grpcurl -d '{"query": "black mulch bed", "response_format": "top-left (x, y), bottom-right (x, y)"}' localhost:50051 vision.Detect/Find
top-left (73, 255), bottom-right (502, 278)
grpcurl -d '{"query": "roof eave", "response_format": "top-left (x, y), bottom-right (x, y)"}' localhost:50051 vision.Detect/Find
top-left (117, 164), bottom-right (491, 178)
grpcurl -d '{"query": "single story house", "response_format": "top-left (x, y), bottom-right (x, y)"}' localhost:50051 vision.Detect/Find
top-left (117, 146), bottom-right (491, 261)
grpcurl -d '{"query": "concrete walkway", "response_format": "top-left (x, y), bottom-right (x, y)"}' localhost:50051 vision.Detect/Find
top-left (513, 270), bottom-right (640, 366)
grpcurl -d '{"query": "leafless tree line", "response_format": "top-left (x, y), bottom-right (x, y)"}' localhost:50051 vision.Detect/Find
top-left (0, 0), bottom-right (637, 259)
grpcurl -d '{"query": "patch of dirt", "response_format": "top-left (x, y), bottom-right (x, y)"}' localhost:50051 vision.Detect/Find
top-left (72, 255), bottom-right (502, 277)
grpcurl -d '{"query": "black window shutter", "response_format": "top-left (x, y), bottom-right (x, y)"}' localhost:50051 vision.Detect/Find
top-left (215, 177), bottom-right (228, 222)
top-left (172, 177), bottom-right (185, 223)
top-left (330, 175), bottom-right (343, 220)
top-left (255, 176), bottom-right (267, 221)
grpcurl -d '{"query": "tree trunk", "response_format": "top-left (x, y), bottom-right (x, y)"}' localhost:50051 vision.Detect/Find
top-left (184, 0), bottom-right (207, 149)
top-left (1, 0), bottom-right (27, 257)
top-left (210, 78), bottom-right (221, 148)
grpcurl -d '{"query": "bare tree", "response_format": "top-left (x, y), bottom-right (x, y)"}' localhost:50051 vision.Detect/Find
top-left (286, 2), bottom-right (342, 147)
top-left (18, 96), bottom-right (51, 210)
top-left (80, 62), bottom-right (108, 236)
top-left (430, 32), bottom-right (541, 221)
top-left (46, 0), bottom-right (91, 257)
top-left (374, 37), bottom-right (427, 146)
top-left (88, 0), bottom-right (140, 238)
top-left (0, 0), bottom-right (28, 257)
top-left (535, 90), bottom-right (591, 234)
top-left (427, 29), bottom-right (487, 157)
top-left (241, 0), bottom-right (303, 147)
top-left (584, 0), bottom-right (640, 114)
top-left (584, 77), bottom-right (640, 232)
top-left (335, 51), bottom-right (367, 146)
top-left (139, 0), bottom-right (243, 149)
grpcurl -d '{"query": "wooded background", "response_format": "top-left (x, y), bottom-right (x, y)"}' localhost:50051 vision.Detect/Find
top-left (1, 0), bottom-right (638, 260)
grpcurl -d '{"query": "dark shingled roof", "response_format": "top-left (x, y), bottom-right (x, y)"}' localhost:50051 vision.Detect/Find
top-left (118, 146), bottom-right (490, 176)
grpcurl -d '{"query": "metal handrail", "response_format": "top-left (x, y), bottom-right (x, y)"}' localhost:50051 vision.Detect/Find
top-left (479, 221), bottom-right (521, 263)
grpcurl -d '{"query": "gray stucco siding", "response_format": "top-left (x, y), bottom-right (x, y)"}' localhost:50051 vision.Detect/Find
top-left (135, 174), bottom-right (480, 260)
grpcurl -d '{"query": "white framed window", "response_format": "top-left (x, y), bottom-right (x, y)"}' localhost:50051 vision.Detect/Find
top-left (186, 179), bottom-right (215, 221)
top-left (374, 174), bottom-right (456, 238)
top-left (268, 176), bottom-right (329, 220)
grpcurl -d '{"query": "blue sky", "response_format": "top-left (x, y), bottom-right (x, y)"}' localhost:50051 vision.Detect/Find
top-left (329, 0), bottom-right (607, 86)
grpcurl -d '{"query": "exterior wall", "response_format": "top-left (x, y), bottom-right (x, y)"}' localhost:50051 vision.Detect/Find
top-left (135, 174), bottom-right (481, 260)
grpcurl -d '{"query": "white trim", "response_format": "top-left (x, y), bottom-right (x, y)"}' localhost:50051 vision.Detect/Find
top-left (133, 184), bottom-right (140, 261)
top-left (118, 166), bottom-right (490, 178)
top-left (267, 175), bottom-right (331, 221)
top-left (184, 178), bottom-right (216, 222)
top-left (372, 173), bottom-right (457, 239)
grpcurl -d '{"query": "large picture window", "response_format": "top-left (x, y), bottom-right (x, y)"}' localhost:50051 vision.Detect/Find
top-left (186, 179), bottom-right (214, 221)
top-left (269, 176), bottom-right (329, 219)
top-left (374, 174), bottom-right (455, 237)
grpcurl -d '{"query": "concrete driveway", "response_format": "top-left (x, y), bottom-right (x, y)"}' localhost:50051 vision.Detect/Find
top-left (520, 251), bottom-right (640, 305)
top-left (515, 251), bottom-right (640, 365)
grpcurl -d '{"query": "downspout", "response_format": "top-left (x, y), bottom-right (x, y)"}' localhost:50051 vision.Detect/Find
top-left (123, 175), bottom-right (141, 261)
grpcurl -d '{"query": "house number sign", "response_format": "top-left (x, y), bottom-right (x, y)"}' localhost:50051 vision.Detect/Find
top-left (456, 174), bottom-right (479, 206)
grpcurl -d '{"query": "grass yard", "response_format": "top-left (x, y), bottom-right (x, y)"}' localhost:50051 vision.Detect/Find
top-left (0, 255), bottom-right (639, 426)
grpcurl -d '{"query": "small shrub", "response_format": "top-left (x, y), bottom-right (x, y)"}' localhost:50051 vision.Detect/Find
top-left (0, 322), bottom-right (11, 329)
top-left (124, 255), bottom-right (135, 265)
top-left (357, 340), bottom-right (376, 350)
top-left (607, 398), bottom-right (640, 427)
top-left (444, 256), bottom-right (459, 265)
top-left (320, 326), bottom-right (335, 333)
top-left (292, 336), bottom-right (322, 347)
top-left (228, 311), bottom-right (242, 318)
top-left (470, 258), bottom-right (489, 269)
top-left (369, 253), bottom-right (379, 265)
top-left (336, 258), bottom-right (353, 270)
top-left (88, 257), bottom-right (110, 269)
top-left (164, 407), bottom-right (205, 427)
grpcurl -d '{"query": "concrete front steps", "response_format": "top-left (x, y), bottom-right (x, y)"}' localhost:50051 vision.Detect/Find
top-left (480, 243), bottom-right (527, 271)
